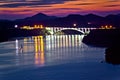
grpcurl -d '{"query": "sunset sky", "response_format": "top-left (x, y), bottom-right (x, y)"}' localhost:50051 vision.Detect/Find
top-left (0, 0), bottom-right (120, 20)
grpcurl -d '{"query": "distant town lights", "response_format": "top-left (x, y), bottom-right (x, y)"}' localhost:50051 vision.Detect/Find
top-left (100, 25), bottom-right (115, 29)
top-left (21, 25), bottom-right (44, 30)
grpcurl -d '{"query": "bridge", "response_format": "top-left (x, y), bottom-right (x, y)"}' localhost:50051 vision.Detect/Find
top-left (45, 27), bottom-right (97, 35)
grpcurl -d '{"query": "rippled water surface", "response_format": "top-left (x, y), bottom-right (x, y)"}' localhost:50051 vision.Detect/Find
top-left (0, 35), bottom-right (120, 80)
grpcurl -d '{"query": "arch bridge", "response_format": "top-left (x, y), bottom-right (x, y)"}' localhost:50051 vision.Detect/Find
top-left (45, 27), bottom-right (97, 35)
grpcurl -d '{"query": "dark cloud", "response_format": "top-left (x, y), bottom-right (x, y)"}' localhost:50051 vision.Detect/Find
top-left (104, 4), bottom-right (120, 7)
top-left (0, 0), bottom-right (75, 8)
top-left (58, 8), bottom-right (82, 10)
top-left (0, 2), bottom-right (53, 8)
top-left (0, 9), bottom-right (33, 13)
top-left (28, 5), bottom-right (52, 7)
top-left (76, 3), bottom-right (97, 6)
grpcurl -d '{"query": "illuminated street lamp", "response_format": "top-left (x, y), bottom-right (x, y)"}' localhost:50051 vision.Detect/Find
top-left (15, 25), bottom-right (18, 28)
top-left (88, 22), bottom-right (91, 24)
top-left (73, 23), bottom-right (77, 27)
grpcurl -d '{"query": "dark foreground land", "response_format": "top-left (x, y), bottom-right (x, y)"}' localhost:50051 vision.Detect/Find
top-left (0, 29), bottom-right (42, 42)
top-left (82, 29), bottom-right (120, 47)
top-left (82, 29), bottom-right (120, 64)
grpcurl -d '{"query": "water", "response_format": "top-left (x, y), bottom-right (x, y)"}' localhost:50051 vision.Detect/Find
top-left (0, 35), bottom-right (120, 80)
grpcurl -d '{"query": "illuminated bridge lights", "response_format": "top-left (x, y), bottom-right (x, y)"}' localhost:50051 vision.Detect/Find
top-left (45, 27), bottom-right (97, 35)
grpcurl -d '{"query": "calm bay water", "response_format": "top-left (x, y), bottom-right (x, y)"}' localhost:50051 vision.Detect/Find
top-left (0, 35), bottom-right (120, 80)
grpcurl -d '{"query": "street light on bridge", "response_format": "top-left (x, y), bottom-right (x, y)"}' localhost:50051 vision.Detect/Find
top-left (15, 25), bottom-right (18, 28)
top-left (73, 23), bottom-right (77, 27)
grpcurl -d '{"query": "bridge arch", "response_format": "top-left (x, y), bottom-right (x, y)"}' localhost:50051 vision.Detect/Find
top-left (56, 28), bottom-right (85, 34)
top-left (45, 27), bottom-right (94, 35)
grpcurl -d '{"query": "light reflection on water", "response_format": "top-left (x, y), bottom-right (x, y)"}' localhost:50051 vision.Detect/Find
top-left (0, 35), bottom-right (104, 70)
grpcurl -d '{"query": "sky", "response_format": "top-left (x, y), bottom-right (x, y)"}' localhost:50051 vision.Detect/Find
top-left (0, 0), bottom-right (120, 20)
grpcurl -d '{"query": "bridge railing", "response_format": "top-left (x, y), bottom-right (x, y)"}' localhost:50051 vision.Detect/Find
top-left (45, 27), bottom-right (97, 35)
